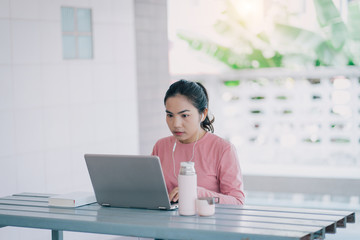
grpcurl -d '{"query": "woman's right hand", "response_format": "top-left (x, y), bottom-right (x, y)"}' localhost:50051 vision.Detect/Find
top-left (168, 187), bottom-right (179, 203)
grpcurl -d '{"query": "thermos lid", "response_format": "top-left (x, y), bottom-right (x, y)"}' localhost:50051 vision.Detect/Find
top-left (179, 162), bottom-right (196, 175)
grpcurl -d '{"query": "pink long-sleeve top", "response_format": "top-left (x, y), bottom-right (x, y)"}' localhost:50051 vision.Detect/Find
top-left (152, 132), bottom-right (245, 205)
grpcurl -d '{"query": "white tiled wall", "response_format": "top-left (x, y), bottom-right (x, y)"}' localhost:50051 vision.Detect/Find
top-left (0, 66), bottom-right (13, 108)
top-left (0, 0), bottom-right (142, 239)
top-left (41, 65), bottom-right (69, 106)
top-left (0, 20), bottom-right (11, 64)
top-left (0, 111), bottom-right (15, 156)
top-left (40, 22), bottom-right (63, 63)
top-left (14, 108), bottom-right (44, 153)
top-left (0, 0), bottom-right (10, 18)
top-left (10, 0), bottom-right (41, 19)
top-left (13, 65), bottom-right (43, 108)
top-left (12, 20), bottom-right (42, 64)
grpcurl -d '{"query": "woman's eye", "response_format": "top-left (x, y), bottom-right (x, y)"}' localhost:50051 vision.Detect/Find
top-left (167, 114), bottom-right (173, 118)
top-left (182, 114), bottom-right (189, 118)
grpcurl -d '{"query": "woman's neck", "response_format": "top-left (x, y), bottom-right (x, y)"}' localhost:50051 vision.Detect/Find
top-left (179, 129), bottom-right (207, 144)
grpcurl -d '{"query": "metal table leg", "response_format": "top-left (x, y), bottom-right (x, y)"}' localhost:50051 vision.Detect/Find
top-left (52, 230), bottom-right (63, 240)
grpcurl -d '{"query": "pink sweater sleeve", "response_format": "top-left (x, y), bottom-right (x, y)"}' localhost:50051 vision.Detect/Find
top-left (197, 144), bottom-right (245, 205)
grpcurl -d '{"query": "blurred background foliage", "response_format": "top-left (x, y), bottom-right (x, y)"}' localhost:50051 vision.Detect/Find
top-left (177, 0), bottom-right (360, 69)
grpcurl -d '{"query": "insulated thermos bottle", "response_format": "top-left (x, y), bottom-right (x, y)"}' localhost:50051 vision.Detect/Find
top-left (178, 162), bottom-right (197, 216)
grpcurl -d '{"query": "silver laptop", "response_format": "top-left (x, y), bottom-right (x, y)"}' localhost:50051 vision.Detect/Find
top-left (84, 154), bottom-right (178, 210)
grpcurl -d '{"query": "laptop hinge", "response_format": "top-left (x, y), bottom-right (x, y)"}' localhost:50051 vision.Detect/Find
top-left (101, 203), bottom-right (111, 207)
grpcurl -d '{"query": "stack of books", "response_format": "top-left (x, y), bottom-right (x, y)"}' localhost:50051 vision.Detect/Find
top-left (48, 192), bottom-right (96, 208)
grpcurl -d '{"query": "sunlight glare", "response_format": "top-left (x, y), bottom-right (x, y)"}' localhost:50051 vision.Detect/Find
top-left (231, 0), bottom-right (264, 33)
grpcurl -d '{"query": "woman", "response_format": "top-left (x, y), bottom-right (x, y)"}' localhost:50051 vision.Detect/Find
top-left (152, 79), bottom-right (245, 205)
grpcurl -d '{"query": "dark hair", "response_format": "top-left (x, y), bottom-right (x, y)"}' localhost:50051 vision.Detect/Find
top-left (164, 79), bottom-right (215, 133)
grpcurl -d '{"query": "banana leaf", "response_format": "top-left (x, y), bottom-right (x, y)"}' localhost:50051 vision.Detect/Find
top-left (347, 0), bottom-right (360, 40)
top-left (344, 39), bottom-right (360, 65)
top-left (345, 0), bottom-right (360, 65)
top-left (273, 23), bottom-right (323, 54)
top-left (177, 32), bottom-right (282, 69)
top-left (213, 19), bottom-right (271, 53)
top-left (313, 0), bottom-right (347, 50)
top-left (176, 0), bottom-right (360, 68)
top-left (315, 42), bottom-right (349, 66)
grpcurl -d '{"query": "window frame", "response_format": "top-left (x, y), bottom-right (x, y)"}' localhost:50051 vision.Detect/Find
top-left (61, 6), bottom-right (94, 60)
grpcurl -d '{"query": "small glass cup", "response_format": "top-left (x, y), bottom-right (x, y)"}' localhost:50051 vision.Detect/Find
top-left (196, 197), bottom-right (219, 216)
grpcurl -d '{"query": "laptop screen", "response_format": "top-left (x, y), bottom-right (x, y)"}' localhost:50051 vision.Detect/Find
top-left (84, 154), bottom-right (177, 210)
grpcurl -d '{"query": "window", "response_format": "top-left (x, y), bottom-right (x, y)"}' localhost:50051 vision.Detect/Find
top-left (61, 7), bottom-right (93, 59)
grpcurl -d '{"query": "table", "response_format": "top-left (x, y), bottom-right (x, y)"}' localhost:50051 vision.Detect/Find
top-left (0, 193), bottom-right (355, 240)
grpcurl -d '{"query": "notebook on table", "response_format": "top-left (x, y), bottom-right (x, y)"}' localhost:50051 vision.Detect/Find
top-left (84, 154), bottom-right (178, 210)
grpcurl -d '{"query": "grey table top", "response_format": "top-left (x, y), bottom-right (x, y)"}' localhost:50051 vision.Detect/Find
top-left (0, 193), bottom-right (355, 240)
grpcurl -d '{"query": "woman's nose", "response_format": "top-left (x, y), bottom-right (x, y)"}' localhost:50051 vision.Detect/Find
top-left (173, 116), bottom-right (182, 127)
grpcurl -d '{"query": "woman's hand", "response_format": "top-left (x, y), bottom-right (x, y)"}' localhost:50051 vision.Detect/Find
top-left (168, 187), bottom-right (179, 203)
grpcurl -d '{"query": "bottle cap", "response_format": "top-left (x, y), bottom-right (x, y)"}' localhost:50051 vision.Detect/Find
top-left (179, 162), bottom-right (196, 175)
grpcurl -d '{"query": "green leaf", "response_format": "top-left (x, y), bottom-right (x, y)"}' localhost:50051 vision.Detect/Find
top-left (314, 0), bottom-right (341, 27)
top-left (223, 80), bottom-right (240, 87)
top-left (213, 20), bottom-right (232, 35)
top-left (257, 32), bottom-right (270, 44)
top-left (178, 32), bottom-right (250, 69)
top-left (329, 21), bottom-right (348, 50)
top-left (344, 40), bottom-right (360, 65)
top-left (315, 42), bottom-right (348, 66)
top-left (273, 23), bottom-right (323, 53)
top-left (177, 32), bottom-right (283, 69)
top-left (177, 0), bottom-right (360, 69)
top-left (348, 1), bottom-right (360, 40)
top-left (313, 0), bottom-right (347, 50)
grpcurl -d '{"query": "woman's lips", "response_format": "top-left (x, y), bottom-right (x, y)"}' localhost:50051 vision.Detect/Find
top-left (174, 131), bottom-right (184, 136)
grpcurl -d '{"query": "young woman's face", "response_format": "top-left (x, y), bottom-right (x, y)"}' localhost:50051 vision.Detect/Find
top-left (165, 94), bottom-right (203, 144)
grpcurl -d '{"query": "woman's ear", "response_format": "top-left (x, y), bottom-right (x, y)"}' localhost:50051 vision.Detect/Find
top-left (201, 108), bottom-right (208, 122)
